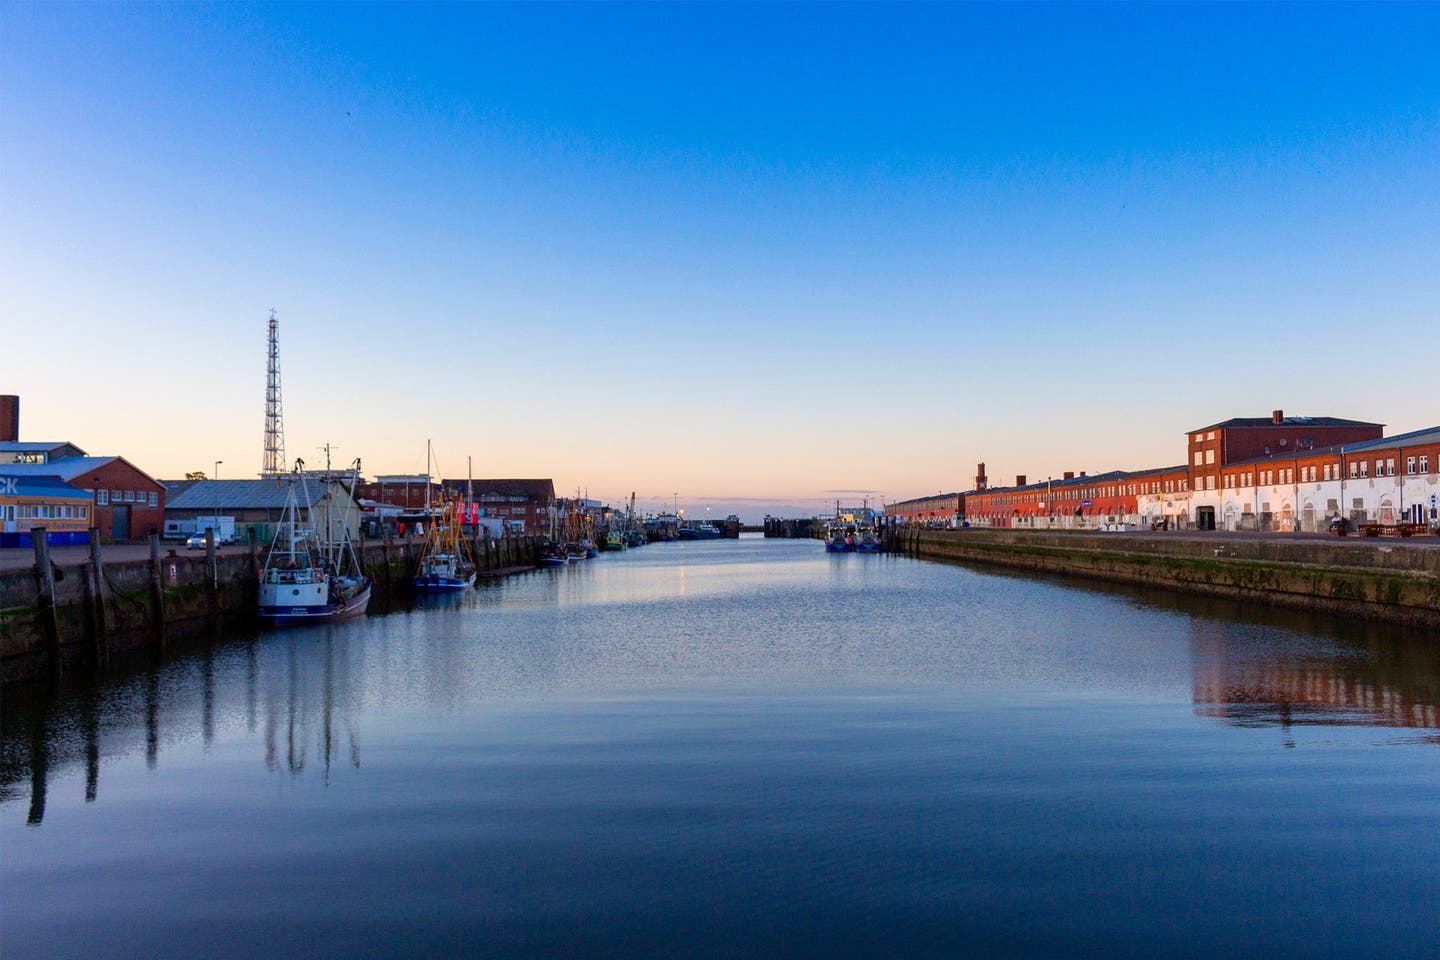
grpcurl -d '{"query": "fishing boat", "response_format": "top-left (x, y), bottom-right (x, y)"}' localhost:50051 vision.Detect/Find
top-left (412, 442), bottom-right (476, 592)
top-left (604, 530), bottom-right (627, 551)
top-left (677, 520), bottom-right (722, 540)
top-left (258, 459), bottom-right (372, 625)
top-left (538, 541), bottom-right (569, 566)
top-left (824, 520), bottom-right (855, 552)
top-left (853, 521), bottom-right (883, 553)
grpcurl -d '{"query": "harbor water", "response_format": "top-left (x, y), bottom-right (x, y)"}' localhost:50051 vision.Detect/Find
top-left (3, 536), bottom-right (1437, 958)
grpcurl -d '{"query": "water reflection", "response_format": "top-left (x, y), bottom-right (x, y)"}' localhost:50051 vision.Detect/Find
top-left (2, 543), bottom-right (1436, 828)
top-left (1192, 620), bottom-right (1440, 731)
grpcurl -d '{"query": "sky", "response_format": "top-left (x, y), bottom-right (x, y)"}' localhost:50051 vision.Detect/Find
top-left (3, 2), bottom-right (1437, 521)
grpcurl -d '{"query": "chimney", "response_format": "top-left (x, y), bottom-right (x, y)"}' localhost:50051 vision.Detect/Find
top-left (1080, 471), bottom-right (1087, 477)
top-left (1016, 475), bottom-right (1026, 487)
top-left (975, 462), bottom-right (987, 491)
top-left (0, 395), bottom-right (17, 443)
top-left (1062, 471), bottom-right (1075, 481)
top-left (1272, 409), bottom-right (1284, 425)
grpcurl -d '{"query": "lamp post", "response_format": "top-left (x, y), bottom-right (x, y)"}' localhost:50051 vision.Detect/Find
top-left (212, 460), bottom-right (222, 547)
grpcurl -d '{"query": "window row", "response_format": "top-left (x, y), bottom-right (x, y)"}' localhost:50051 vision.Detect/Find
top-left (93, 489), bottom-right (159, 507)
top-left (15, 503), bottom-right (90, 520)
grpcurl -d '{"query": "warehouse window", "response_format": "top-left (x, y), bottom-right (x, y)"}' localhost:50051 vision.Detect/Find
top-left (96, 490), bottom-right (109, 505)
top-left (1407, 457), bottom-right (1416, 474)
top-left (1421, 456), bottom-right (1430, 473)
top-left (148, 492), bottom-right (158, 507)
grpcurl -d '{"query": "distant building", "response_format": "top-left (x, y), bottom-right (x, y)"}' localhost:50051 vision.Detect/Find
top-left (439, 478), bottom-right (555, 533)
top-left (162, 477), bottom-right (360, 543)
top-left (0, 475), bottom-right (95, 547)
top-left (885, 493), bottom-right (964, 526)
top-left (0, 440), bottom-right (88, 465)
top-left (930, 410), bottom-right (1436, 534)
top-left (356, 475), bottom-right (442, 511)
top-left (1185, 411), bottom-right (1384, 529)
top-left (0, 457), bottom-right (165, 541)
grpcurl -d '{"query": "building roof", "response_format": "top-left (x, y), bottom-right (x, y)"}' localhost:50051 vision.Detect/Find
top-left (1185, 415), bottom-right (1383, 434)
top-left (0, 456), bottom-right (127, 482)
top-left (0, 475), bottom-right (93, 499)
top-left (1339, 424), bottom-right (1440, 453)
top-left (0, 441), bottom-right (86, 454)
top-left (1224, 425), bottom-right (1440, 468)
top-left (440, 478), bottom-right (555, 502)
top-left (887, 492), bottom-right (962, 507)
top-left (164, 478), bottom-right (335, 511)
top-left (965, 464), bottom-right (1189, 497)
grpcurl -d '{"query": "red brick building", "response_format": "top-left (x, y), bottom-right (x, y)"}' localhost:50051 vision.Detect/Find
top-left (440, 478), bottom-right (555, 533)
top-left (357, 476), bottom-right (442, 510)
top-left (0, 456), bottom-right (165, 541)
top-left (1185, 411), bottom-right (1382, 495)
top-left (885, 493), bottom-right (964, 525)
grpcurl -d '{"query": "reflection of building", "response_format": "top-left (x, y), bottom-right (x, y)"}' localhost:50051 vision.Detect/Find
top-left (1191, 633), bottom-right (1440, 730)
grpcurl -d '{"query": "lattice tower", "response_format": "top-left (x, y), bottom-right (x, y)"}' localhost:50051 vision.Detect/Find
top-left (262, 309), bottom-right (286, 477)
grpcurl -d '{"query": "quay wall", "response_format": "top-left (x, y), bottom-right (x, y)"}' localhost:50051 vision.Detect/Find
top-left (893, 528), bottom-right (1440, 630)
top-left (0, 534), bottom-right (544, 684)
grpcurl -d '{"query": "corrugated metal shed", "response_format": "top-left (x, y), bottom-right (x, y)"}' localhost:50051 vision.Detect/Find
top-left (165, 479), bottom-right (332, 511)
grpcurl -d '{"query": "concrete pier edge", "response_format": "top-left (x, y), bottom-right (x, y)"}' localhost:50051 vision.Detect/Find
top-left (897, 528), bottom-right (1440, 630)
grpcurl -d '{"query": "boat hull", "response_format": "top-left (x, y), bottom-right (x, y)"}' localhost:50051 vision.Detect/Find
top-left (412, 572), bottom-right (476, 592)
top-left (259, 579), bottom-right (372, 626)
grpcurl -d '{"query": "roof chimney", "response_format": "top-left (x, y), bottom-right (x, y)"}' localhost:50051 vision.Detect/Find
top-left (1016, 475), bottom-right (1026, 487)
top-left (1062, 471), bottom-right (1075, 481)
top-left (1080, 471), bottom-right (1087, 477)
top-left (1272, 409), bottom-right (1284, 425)
top-left (0, 395), bottom-right (16, 443)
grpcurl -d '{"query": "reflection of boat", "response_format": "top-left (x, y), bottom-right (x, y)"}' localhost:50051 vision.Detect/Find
top-left (824, 520), bottom-right (854, 553)
top-left (259, 459), bottom-right (372, 625)
top-left (412, 442), bottom-right (476, 592)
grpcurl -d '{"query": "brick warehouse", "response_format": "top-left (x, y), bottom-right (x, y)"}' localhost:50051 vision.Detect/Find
top-left (894, 411), bottom-right (1439, 535)
top-left (0, 456), bottom-right (166, 542)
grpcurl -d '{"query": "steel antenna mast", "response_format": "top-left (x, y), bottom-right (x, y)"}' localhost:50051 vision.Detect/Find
top-left (262, 309), bottom-right (287, 478)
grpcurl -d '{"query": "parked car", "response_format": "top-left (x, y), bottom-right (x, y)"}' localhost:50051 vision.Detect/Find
top-left (1328, 516), bottom-right (1350, 537)
top-left (185, 531), bottom-right (212, 550)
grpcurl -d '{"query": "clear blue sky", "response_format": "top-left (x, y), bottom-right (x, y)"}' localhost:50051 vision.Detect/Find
top-left (4, 2), bottom-right (1437, 520)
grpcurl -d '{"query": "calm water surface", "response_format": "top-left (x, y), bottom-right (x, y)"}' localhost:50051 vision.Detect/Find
top-left (3, 536), bottom-right (1438, 958)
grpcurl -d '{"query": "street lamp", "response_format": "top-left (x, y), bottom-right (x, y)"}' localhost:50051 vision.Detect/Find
top-left (213, 461), bottom-right (222, 546)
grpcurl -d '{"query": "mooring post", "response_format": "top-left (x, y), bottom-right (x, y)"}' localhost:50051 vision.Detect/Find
top-left (88, 529), bottom-right (109, 666)
top-left (31, 527), bottom-right (61, 675)
top-left (149, 531), bottom-right (167, 650)
top-left (206, 527), bottom-right (218, 588)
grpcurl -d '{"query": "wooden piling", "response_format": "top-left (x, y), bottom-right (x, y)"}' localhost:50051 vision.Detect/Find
top-left (149, 531), bottom-right (167, 649)
top-left (31, 527), bottom-right (61, 674)
top-left (87, 530), bottom-right (109, 666)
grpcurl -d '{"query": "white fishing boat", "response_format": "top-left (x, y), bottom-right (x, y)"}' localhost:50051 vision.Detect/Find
top-left (258, 459), bottom-right (371, 625)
